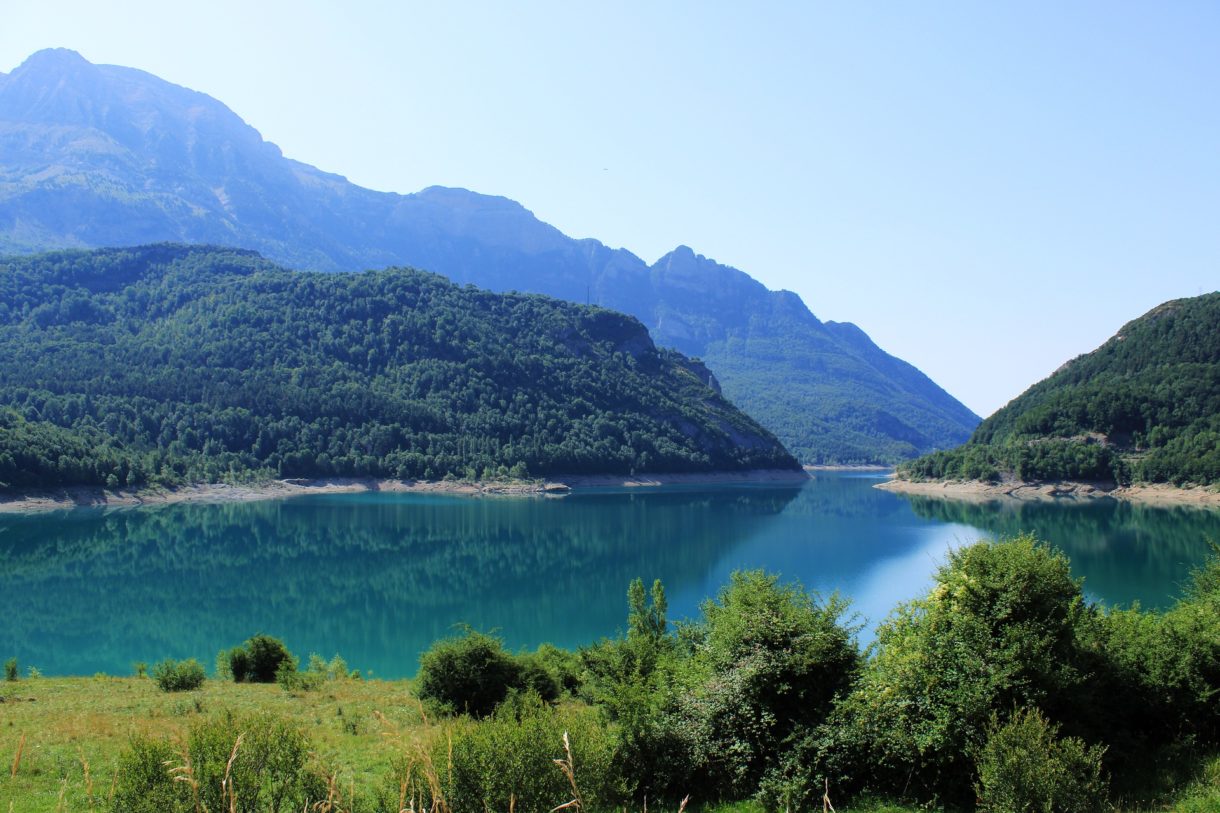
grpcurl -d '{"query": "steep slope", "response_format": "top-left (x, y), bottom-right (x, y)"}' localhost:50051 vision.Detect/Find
top-left (0, 48), bottom-right (980, 463)
top-left (899, 293), bottom-right (1220, 485)
top-left (0, 244), bottom-right (798, 490)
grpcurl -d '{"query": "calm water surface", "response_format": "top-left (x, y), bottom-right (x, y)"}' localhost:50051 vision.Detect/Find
top-left (1, 472), bottom-right (1217, 677)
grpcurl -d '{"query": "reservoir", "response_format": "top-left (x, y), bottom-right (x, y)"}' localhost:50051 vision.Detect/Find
top-left (1, 472), bottom-right (1216, 677)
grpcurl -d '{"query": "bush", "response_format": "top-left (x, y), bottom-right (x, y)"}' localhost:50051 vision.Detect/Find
top-left (976, 708), bottom-right (1108, 813)
top-left (811, 535), bottom-right (1092, 808)
top-left (4, 657), bottom-right (16, 682)
top-left (682, 571), bottom-right (859, 799)
top-left (151, 658), bottom-right (206, 692)
top-left (1085, 548), bottom-right (1220, 780)
top-left (526, 643), bottom-right (583, 696)
top-left (276, 652), bottom-right (357, 692)
top-left (222, 634), bottom-right (294, 683)
top-left (417, 629), bottom-right (523, 717)
top-left (394, 692), bottom-right (620, 813)
top-left (110, 712), bottom-right (326, 813)
top-left (516, 651), bottom-right (563, 702)
top-left (110, 737), bottom-right (181, 813)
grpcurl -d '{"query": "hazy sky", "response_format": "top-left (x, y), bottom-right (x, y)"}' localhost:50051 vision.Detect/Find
top-left (3, 2), bottom-right (1218, 417)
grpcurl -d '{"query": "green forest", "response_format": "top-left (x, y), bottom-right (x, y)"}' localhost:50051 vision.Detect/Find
top-left (0, 244), bottom-right (797, 490)
top-left (899, 293), bottom-right (1220, 486)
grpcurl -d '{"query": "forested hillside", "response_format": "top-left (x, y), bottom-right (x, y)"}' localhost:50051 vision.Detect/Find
top-left (899, 292), bottom-right (1220, 486)
top-left (0, 48), bottom-right (979, 464)
top-left (0, 244), bottom-right (798, 490)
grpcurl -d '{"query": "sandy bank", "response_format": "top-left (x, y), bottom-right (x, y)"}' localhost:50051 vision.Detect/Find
top-left (0, 478), bottom-right (555, 514)
top-left (876, 476), bottom-right (1220, 508)
top-left (0, 468), bottom-right (810, 513)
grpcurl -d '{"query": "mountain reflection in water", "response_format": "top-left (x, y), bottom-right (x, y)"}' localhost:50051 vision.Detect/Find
top-left (1, 473), bottom-right (1216, 676)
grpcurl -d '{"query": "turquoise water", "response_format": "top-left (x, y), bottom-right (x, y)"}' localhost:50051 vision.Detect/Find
top-left (1, 472), bottom-right (1217, 677)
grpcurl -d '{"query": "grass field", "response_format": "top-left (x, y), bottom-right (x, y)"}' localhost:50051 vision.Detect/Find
top-left (2, 675), bottom-right (1219, 812)
top-left (0, 674), bottom-right (425, 811)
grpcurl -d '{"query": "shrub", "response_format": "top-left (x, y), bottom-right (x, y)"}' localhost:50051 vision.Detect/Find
top-left (110, 712), bottom-right (326, 813)
top-left (976, 708), bottom-right (1108, 813)
top-left (682, 571), bottom-right (859, 799)
top-left (222, 634), bottom-right (294, 683)
top-left (315, 652), bottom-right (353, 680)
top-left (810, 535), bottom-right (1092, 808)
top-left (275, 654), bottom-right (355, 693)
top-left (109, 737), bottom-right (181, 813)
top-left (530, 642), bottom-right (583, 695)
top-left (4, 657), bottom-right (16, 682)
top-left (417, 629), bottom-right (523, 717)
top-left (151, 658), bottom-right (206, 692)
top-left (516, 650), bottom-right (563, 702)
top-left (578, 579), bottom-right (693, 802)
top-left (1085, 547), bottom-right (1220, 780)
top-left (398, 692), bottom-right (620, 813)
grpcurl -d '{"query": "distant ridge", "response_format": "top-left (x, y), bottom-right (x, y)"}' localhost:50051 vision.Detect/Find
top-left (0, 48), bottom-right (980, 463)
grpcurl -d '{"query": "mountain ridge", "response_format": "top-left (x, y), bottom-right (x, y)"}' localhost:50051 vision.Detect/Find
top-left (0, 48), bottom-right (980, 463)
top-left (0, 243), bottom-right (799, 490)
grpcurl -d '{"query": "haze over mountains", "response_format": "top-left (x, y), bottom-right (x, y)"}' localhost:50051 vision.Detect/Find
top-left (0, 48), bottom-right (980, 463)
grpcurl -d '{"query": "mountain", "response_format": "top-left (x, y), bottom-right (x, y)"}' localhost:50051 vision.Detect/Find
top-left (0, 244), bottom-right (798, 490)
top-left (0, 48), bottom-right (980, 463)
top-left (899, 292), bottom-right (1220, 486)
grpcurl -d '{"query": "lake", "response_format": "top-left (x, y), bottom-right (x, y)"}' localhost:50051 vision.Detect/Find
top-left (1, 472), bottom-right (1217, 678)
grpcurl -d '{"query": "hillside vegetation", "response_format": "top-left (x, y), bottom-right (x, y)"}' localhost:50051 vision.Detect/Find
top-left (0, 48), bottom-right (979, 464)
top-left (900, 292), bottom-right (1220, 486)
top-left (0, 244), bottom-right (797, 490)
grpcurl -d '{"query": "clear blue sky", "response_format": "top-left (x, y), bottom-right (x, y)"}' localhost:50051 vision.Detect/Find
top-left (4, 1), bottom-right (1218, 417)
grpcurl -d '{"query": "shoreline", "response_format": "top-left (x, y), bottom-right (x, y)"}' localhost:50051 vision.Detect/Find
top-left (0, 468), bottom-right (810, 514)
top-left (876, 476), bottom-right (1220, 508)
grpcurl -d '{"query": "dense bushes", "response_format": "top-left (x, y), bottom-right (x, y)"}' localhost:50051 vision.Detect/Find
top-left (151, 658), bottom-right (206, 692)
top-left (111, 713), bottom-right (323, 813)
top-left (415, 629), bottom-right (583, 717)
top-left (405, 693), bottom-right (620, 813)
top-left (975, 708), bottom-right (1108, 813)
top-left (682, 572), bottom-right (858, 798)
top-left (221, 634), bottom-right (294, 683)
top-left (777, 536), bottom-right (1094, 808)
top-left (416, 629), bottom-right (527, 717)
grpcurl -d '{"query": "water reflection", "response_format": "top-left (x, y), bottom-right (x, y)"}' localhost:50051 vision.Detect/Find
top-left (905, 495), bottom-right (1220, 608)
top-left (0, 474), bottom-right (1216, 677)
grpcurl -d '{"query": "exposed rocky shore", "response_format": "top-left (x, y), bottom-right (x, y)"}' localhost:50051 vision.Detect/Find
top-left (877, 476), bottom-right (1220, 507)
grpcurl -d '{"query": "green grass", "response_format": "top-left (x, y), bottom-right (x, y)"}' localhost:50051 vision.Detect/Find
top-left (0, 674), bottom-right (423, 812)
top-left (2, 677), bottom-right (1219, 811)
